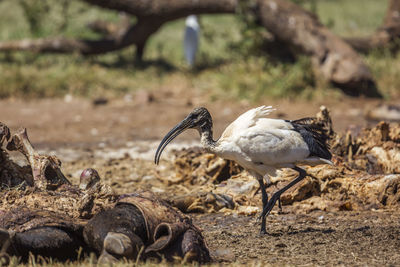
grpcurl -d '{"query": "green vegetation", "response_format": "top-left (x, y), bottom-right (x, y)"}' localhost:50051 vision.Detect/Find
top-left (313, 0), bottom-right (388, 37)
top-left (0, 0), bottom-right (397, 100)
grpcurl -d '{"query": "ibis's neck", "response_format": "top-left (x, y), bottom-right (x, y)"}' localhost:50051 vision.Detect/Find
top-left (199, 122), bottom-right (217, 152)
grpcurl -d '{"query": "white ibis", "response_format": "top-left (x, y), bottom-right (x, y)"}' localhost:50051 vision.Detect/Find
top-left (183, 15), bottom-right (200, 67)
top-left (155, 106), bottom-right (332, 234)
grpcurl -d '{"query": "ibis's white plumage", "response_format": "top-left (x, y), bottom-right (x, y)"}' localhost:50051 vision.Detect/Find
top-left (155, 105), bottom-right (333, 233)
top-left (184, 15), bottom-right (200, 66)
top-left (214, 106), bottom-right (332, 177)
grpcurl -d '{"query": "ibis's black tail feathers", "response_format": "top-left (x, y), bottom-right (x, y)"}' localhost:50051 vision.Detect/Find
top-left (288, 118), bottom-right (332, 160)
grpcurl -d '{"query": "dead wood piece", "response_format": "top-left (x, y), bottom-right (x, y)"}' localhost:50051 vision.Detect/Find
top-left (345, 26), bottom-right (400, 54)
top-left (0, 18), bottom-right (165, 61)
top-left (81, 0), bottom-right (237, 18)
top-left (346, 0), bottom-right (400, 54)
top-left (87, 20), bottom-right (122, 37)
top-left (87, 13), bottom-right (131, 37)
top-left (0, 0), bottom-right (236, 60)
top-left (256, 0), bottom-right (380, 97)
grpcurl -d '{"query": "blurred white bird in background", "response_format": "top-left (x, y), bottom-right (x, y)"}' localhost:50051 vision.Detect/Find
top-left (184, 15), bottom-right (200, 67)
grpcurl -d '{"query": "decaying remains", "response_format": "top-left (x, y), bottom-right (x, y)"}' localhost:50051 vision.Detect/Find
top-left (0, 123), bottom-right (210, 264)
top-left (0, 123), bottom-right (70, 190)
top-left (84, 191), bottom-right (210, 263)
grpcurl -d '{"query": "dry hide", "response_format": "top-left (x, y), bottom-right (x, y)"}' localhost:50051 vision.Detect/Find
top-left (0, 123), bottom-right (116, 219)
top-left (166, 107), bottom-right (400, 214)
top-left (0, 122), bottom-right (210, 263)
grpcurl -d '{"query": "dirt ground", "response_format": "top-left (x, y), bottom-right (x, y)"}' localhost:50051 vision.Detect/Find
top-left (0, 93), bottom-right (389, 148)
top-left (1, 93), bottom-right (400, 266)
top-left (197, 210), bottom-right (400, 266)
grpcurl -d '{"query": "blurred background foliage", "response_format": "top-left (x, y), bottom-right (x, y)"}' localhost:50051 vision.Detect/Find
top-left (0, 0), bottom-right (396, 100)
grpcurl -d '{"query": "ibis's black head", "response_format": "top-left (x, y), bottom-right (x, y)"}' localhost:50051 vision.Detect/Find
top-left (154, 107), bottom-right (212, 164)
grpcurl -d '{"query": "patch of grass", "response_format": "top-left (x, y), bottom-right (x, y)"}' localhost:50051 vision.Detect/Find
top-left (0, 0), bottom-right (397, 100)
top-left (201, 56), bottom-right (317, 100)
top-left (311, 0), bottom-right (388, 37)
top-left (0, 53), bottom-right (131, 98)
top-left (367, 49), bottom-right (400, 99)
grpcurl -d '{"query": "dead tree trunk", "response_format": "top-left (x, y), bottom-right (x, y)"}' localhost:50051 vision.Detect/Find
top-left (0, 0), bottom-right (381, 96)
top-left (0, 18), bottom-right (165, 62)
top-left (82, 0), bottom-right (237, 18)
top-left (256, 0), bottom-right (380, 97)
top-left (0, 0), bottom-right (236, 61)
top-left (345, 0), bottom-right (400, 54)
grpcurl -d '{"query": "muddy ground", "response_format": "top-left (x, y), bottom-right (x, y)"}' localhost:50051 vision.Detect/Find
top-left (1, 94), bottom-right (400, 266)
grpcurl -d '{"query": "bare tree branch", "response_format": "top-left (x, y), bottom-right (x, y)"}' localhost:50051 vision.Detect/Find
top-left (0, 0), bottom-right (238, 60)
top-left (257, 0), bottom-right (380, 97)
top-left (87, 13), bottom-right (131, 37)
top-left (81, 0), bottom-right (238, 18)
top-left (0, 17), bottom-right (164, 60)
top-left (345, 0), bottom-right (400, 53)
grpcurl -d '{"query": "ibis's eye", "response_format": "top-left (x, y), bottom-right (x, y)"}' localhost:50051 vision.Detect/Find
top-left (191, 113), bottom-right (199, 121)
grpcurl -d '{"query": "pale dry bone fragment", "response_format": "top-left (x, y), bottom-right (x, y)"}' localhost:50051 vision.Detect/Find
top-left (0, 123), bottom-right (33, 187)
top-left (6, 127), bottom-right (71, 189)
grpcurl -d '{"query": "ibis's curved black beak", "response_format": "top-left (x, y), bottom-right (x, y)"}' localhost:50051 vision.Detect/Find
top-left (154, 118), bottom-right (192, 164)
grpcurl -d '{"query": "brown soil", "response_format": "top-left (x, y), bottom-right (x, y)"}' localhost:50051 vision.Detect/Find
top-left (0, 94), bottom-right (390, 147)
top-left (1, 94), bottom-right (400, 266)
top-left (196, 210), bottom-right (400, 266)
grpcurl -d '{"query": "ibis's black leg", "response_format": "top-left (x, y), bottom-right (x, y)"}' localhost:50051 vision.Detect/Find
top-left (264, 175), bottom-right (282, 212)
top-left (259, 166), bottom-right (307, 234)
top-left (257, 178), bottom-right (282, 234)
top-left (257, 179), bottom-right (269, 234)
top-left (278, 197), bottom-right (282, 212)
top-left (257, 179), bottom-right (268, 209)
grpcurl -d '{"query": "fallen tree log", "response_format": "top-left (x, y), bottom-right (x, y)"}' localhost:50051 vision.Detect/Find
top-left (0, 17), bottom-right (165, 60)
top-left (345, 0), bottom-right (400, 54)
top-left (257, 0), bottom-right (380, 97)
top-left (0, 0), bottom-right (236, 61)
top-left (0, 0), bottom-right (382, 97)
top-left (81, 0), bottom-right (237, 19)
top-left (86, 13), bottom-right (131, 37)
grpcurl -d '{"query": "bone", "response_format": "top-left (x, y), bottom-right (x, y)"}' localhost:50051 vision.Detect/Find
top-left (0, 123), bottom-right (10, 146)
top-left (6, 127), bottom-right (71, 189)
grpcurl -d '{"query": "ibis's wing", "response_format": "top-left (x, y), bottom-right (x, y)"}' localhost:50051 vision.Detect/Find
top-left (220, 106), bottom-right (275, 139)
top-left (235, 125), bottom-right (310, 166)
top-left (236, 106), bottom-right (275, 124)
